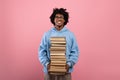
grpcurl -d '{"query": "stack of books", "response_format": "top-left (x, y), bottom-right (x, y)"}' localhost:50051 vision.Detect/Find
top-left (48, 37), bottom-right (67, 75)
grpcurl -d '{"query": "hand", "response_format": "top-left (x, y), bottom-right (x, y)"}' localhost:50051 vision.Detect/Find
top-left (47, 63), bottom-right (50, 70)
top-left (66, 64), bottom-right (69, 72)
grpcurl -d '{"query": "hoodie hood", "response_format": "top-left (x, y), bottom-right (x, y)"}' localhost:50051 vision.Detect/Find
top-left (51, 26), bottom-right (68, 32)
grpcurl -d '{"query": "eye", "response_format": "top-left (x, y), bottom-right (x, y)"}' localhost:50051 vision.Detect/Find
top-left (55, 16), bottom-right (64, 19)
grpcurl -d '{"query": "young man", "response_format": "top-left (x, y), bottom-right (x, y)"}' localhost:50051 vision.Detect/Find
top-left (38, 8), bottom-right (79, 80)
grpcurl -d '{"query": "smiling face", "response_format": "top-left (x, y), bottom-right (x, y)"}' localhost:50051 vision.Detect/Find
top-left (54, 14), bottom-right (65, 31)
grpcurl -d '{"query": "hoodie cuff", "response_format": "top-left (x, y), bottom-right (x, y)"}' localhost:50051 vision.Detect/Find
top-left (67, 62), bottom-right (72, 67)
top-left (45, 62), bottom-right (49, 68)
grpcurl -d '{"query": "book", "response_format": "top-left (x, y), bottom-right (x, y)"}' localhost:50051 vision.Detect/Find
top-left (50, 66), bottom-right (66, 69)
top-left (50, 63), bottom-right (66, 66)
top-left (50, 50), bottom-right (66, 53)
top-left (50, 58), bottom-right (66, 61)
top-left (50, 46), bottom-right (66, 51)
top-left (49, 68), bottom-right (67, 72)
top-left (51, 60), bottom-right (66, 64)
top-left (50, 65), bottom-right (66, 68)
top-left (51, 41), bottom-right (66, 44)
top-left (51, 43), bottom-right (66, 47)
top-left (50, 53), bottom-right (65, 56)
top-left (49, 37), bottom-right (67, 74)
top-left (50, 55), bottom-right (66, 59)
top-left (50, 37), bottom-right (66, 41)
top-left (49, 72), bottom-right (66, 75)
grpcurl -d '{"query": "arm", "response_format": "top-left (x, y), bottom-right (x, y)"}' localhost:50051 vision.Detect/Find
top-left (67, 33), bottom-right (80, 68)
top-left (38, 33), bottom-right (49, 68)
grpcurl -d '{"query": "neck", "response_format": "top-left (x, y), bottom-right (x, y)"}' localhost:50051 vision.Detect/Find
top-left (55, 25), bottom-right (64, 31)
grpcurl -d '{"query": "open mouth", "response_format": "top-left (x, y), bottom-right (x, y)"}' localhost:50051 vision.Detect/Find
top-left (57, 21), bottom-right (62, 24)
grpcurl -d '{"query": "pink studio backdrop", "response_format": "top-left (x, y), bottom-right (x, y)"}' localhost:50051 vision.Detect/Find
top-left (0, 0), bottom-right (120, 80)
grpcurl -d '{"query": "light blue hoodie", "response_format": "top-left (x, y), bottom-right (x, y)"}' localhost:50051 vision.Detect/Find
top-left (38, 26), bottom-right (80, 73)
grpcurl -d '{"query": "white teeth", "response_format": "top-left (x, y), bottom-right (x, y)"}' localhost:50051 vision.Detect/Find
top-left (58, 22), bottom-right (61, 23)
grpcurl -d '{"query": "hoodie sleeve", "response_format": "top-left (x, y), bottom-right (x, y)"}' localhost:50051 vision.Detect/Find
top-left (67, 33), bottom-right (80, 68)
top-left (38, 33), bottom-right (49, 68)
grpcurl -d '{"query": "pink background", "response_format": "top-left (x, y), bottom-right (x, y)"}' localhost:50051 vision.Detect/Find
top-left (0, 0), bottom-right (120, 80)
